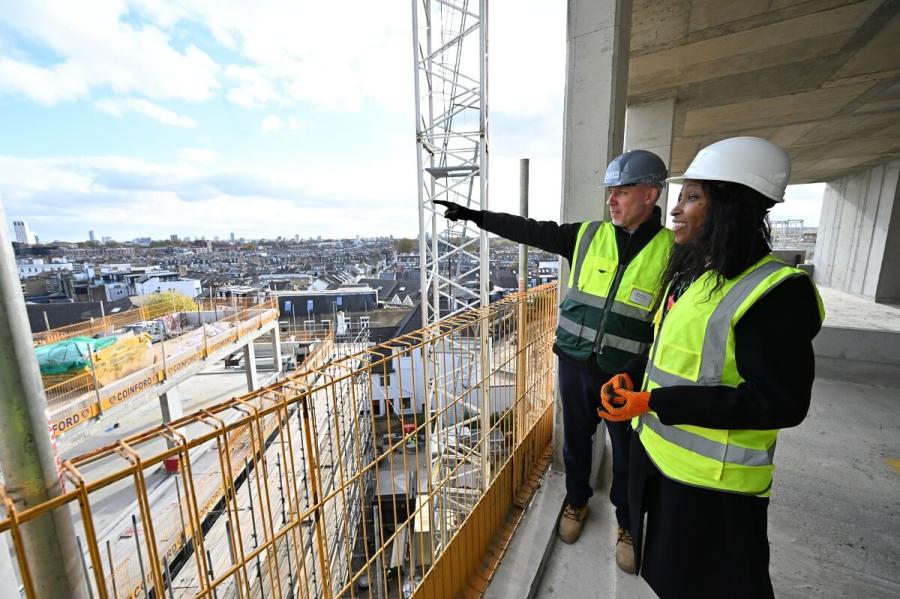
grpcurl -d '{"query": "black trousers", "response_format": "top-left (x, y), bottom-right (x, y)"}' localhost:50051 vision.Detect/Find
top-left (629, 435), bottom-right (775, 598)
top-left (558, 356), bottom-right (632, 529)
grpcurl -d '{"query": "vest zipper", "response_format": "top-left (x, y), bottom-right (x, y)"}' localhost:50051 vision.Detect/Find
top-left (594, 262), bottom-right (626, 354)
top-left (642, 296), bottom-right (671, 388)
top-left (594, 230), bottom-right (634, 355)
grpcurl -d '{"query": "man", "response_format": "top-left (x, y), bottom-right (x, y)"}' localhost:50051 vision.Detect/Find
top-left (434, 150), bottom-right (673, 574)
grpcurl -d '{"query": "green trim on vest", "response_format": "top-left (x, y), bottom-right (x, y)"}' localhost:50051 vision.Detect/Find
top-left (636, 254), bottom-right (825, 497)
top-left (555, 221), bottom-right (672, 373)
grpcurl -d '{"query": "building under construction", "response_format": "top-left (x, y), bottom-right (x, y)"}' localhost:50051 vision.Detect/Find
top-left (2, 1), bottom-right (900, 598)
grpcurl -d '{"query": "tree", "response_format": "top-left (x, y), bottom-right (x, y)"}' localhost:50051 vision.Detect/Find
top-left (142, 291), bottom-right (198, 318)
top-left (394, 238), bottom-right (418, 254)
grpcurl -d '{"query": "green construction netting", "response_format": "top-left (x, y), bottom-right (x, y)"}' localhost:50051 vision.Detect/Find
top-left (35, 336), bottom-right (118, 375)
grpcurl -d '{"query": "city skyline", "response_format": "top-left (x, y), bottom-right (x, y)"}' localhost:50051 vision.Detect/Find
top-left (1, 1), bottom-right (822, 242)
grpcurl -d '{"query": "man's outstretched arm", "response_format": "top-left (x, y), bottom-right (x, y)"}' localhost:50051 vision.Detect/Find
top-left (434, 200), bottom-right (582, 263)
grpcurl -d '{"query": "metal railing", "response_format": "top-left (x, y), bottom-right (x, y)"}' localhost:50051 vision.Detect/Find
top-left (1, 283), bottom-right (558, 599)
top-left (33, 297), bottom-right (265, 346)
top-left (44, 299), bottom-right (279, 437)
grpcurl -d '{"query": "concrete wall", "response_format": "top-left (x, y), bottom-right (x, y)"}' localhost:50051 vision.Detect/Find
top-left (814, 160), bottom-right (900, 303)
top-left (814, 326), bottom-right (900, 386)
top-left (625, 98), bottom-right (675, 212)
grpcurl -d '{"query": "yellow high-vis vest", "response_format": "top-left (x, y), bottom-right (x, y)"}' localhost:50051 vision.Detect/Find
top-left (636, 254), bottom-right (825, 497)
top-left (556, 221), bottom-right (673, 374)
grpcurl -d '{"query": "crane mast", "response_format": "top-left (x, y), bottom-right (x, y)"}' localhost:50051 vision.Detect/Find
top-left (412, 0), bottom-right (489, 325)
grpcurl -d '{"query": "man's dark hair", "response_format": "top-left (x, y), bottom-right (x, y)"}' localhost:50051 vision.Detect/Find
top-left (661, 181), bottom-right (775, 299)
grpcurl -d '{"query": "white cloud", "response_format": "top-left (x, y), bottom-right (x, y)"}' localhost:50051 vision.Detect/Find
top-left (177, 148), bottom-right (219, 164)
top-left (0, 0), bottom-right (219, 105)
top-left (225, 64), bottom-right (286, 108)
top-left (146, 1), bottom-right (413, 112)
top-left (0, 151), bottom-right (420, 240)
top-left (0, 2), bottom-right (572, 238)
top-left (95, 97), bottom-right (197, 127)
top-left (773, 183), bottom-right (825, 227)
top-left (490, 1), bottom-right (566, 117)
top-left (260, 115), bottom-right (283, 133)
top-left (260, 114), bottom-right (307, 134)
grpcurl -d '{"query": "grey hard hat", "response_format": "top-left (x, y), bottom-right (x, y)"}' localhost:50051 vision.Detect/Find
top-left (603, 150), bottom-right (668, 187)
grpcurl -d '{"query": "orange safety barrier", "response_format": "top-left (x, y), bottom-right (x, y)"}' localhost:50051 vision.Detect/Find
top-left (1, 284), bottom-right (558, 599)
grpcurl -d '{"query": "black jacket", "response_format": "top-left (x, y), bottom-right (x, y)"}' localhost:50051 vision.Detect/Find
top-left (637, 260), bottom-right (822, 431)
top-left (477, 205), bottom-right (665, 268)
top-left (475, 206), bottom-right (667, 376)
top-left (629, 271), bottom-right (822, 595)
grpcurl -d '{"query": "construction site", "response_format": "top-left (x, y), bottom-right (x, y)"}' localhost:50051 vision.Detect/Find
top-left (2, 1), bottom-right (900, 598)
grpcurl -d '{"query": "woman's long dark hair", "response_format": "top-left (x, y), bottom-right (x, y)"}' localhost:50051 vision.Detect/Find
top-left (661, 181), bottom-right (775, 299)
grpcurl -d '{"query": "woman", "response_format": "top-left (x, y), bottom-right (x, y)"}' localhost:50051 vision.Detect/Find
top-left (597, 136), bottom-right (824, 598)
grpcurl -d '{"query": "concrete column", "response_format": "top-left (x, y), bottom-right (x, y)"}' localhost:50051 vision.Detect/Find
top-left (814, 160), bottom-right (900, 303)
top-left (271, 327), bottom-right (283, 375)
top-left (158, 388), bottom-right (184, 423)
top-left (625, 97), bottom-right (676, 212)
top-left (0, 533), bottom-right (22, 599)
top-left (0, 198), bottom-right (90, 598)
top-left (560, 0), bottom-right (632, 225)
top-left (158, 387), bottom-right (184, 449)
top-left (243, 342), bottom-right (259, 392)
top-left (556, 0), bottom-right (632, 474)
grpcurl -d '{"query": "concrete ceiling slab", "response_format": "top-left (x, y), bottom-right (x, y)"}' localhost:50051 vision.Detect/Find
top-left (628, 0), bottom-right (900, 183)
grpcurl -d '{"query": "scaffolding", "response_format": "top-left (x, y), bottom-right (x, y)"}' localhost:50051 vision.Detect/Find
top-left (412, 0), bottom-right (489, 326)
top-left (770, 219), bottom-right (805, 245)
top-left (0, 283), bottom-right (559, 599)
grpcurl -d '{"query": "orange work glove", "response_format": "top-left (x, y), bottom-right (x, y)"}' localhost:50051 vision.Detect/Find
top-left (601, 388), bottom-right (651, 422)
top-left (598, 373), bottom-right (633, 416)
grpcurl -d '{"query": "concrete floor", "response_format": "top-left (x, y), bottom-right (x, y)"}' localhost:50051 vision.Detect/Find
top-left (494, 375), bottom-right (900, 598)
top-left (60, 365), bottom-right (263, 543)
top-left (769, 377), bottom-right (900, 598)
top-left (818, 287), bottom-right (900, 332)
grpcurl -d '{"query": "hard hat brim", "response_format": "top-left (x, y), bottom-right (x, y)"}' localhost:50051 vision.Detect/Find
top-left (664, 174), bottom-right (785, 203)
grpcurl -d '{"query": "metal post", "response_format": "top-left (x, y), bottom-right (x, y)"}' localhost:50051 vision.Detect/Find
top-left (274, 453), bottom-right (295, 589)
top-left (87, 343), bottom-right (104, 417)
top-left (43, 310), bottom-right (50, 331)
top-left (206, 549), bottom-right (219, 599)
top-left (0, 197), bottom-right (90, 598)
top-left (159, 320), bottom-right (168, 380)
top-left (174, 476), bottom-right (187, 544)
top-left (477, 0), bottom-right (492, 494)
top-left (106, 540), bottom-right (120, 599)
top-left (163, 558), bottom-right (176, 599)
top-left (245, 459), bottom-right (263, 585)
top-left (516, 159), bottom-right (530, 486)
top-left (373, 504), bottom-right (384, 599)
top-left (224, 520), bottom-right (242, 595)
top-left (518, 159), bottom-right (530, 294)
top-left (131, 514), bottom-right (149, 598)
top-left (75, 536), bottom-right (96, 599)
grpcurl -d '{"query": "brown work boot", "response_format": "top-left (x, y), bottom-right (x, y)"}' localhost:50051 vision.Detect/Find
top-left (558, 503), bottom-right (589, 544)
top-left (616, 526), bottom-right (636, 574)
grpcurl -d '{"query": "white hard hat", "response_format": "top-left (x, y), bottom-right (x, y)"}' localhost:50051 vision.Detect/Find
top-left (667, 136), bottom-right (790, 203)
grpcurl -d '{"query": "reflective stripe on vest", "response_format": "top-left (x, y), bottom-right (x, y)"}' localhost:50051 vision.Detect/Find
top-left (557, 313), bottom-right (651, 355)
top-left (636, 255), bottom-right (825, 497)
top-left (640, 412), bottom-right (777, 467)
top-left (555, 221), bottom-right (672, 369)
top-left (644, 259), bottom-right (786, 388)
top-left (567, 221), bottom-right (602, 288)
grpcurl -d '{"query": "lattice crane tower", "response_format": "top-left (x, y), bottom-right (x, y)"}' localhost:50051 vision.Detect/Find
top-left (412, 0), bottom-right (489, 326)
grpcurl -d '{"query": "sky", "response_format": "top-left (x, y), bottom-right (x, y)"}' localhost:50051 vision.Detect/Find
top-left (0, 1), bottom-right (822, 243)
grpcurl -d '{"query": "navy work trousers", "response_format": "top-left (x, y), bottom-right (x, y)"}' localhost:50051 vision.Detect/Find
top-left (558, 356), bottom-right (631, 529)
